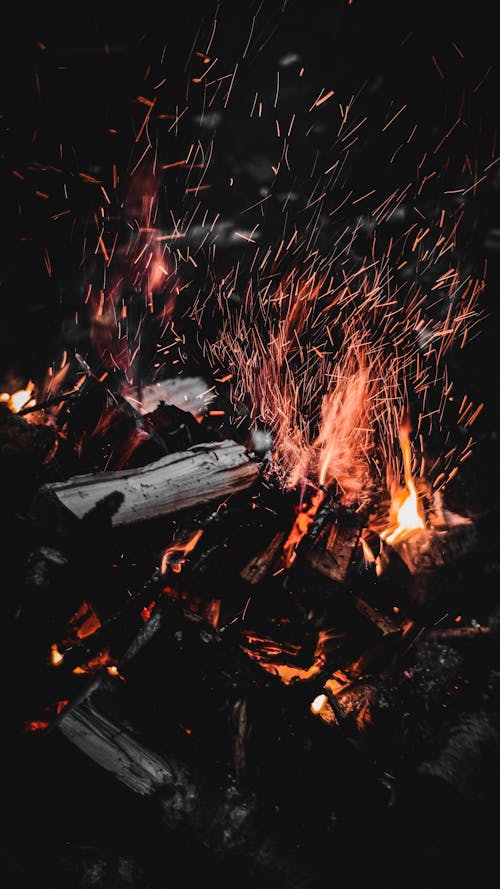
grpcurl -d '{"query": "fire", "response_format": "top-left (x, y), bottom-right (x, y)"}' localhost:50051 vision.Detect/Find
top-left (241, 629), bottom-right (334, 683)
top-left (311, 694), bottom-right (327, 714)
top-left (281, 485), bottom-right (324, 568)
top-left (161, 529), bottom-right (204, 573)
top-left (381, 424), bottom-right (425, 546)
top-left (72, 647), bottom-right (116, 674)
top-left (50, 643), bottom-right (64, 666)
top-left (0, 383), bottom-right (34, 413)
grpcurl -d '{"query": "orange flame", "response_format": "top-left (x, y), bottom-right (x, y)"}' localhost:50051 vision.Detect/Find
top-left (161, 529), bottom-right (204, 573)
top-left (0, 383), bottom-right (34, 413)
top-left (311, 693), bottom-right (327, 714)
top-left (281, 485), bottom-right (324, 568)
top-left (50, 643), bottom-right (64, 666)
top-left (381, 423), bottom-right (425, 545)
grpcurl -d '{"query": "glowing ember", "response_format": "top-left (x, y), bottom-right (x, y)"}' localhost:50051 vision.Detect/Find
top-left (73, 648), bottom-right (116, 674)
top-left (381, 423), bottom-right (426, 546)
top-left (241, 629), bottom-right (336, 684)
top-left (66, 600), bottom-right (102, 641)
top-left (161, 529), bottom-right (204, 573)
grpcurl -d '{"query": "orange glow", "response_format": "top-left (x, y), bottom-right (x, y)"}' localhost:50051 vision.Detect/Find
top-left (161, 529), bottom-right (204, 574)
top-left (24, 719), bottom-right (50, 732)
top-left (311, 693), bottom-right (327, 714)
top-left (23, 699), bottom-right (69, 732)
top-left (73, 648), bottom-right (115, 674)
top-left (360, 534), bottom-right (376, 564)
top-left (381, 424), bottom-right (425, 546)
top-left (50, 643), bottom-right (64, 666)
top-left (205, 598), bottom-right (221, 628)
top-left (281, 486), bottom-right (324, 568)
top-left (141, 601), bottom-right (156, 623)
top-left (0, 383), bottom-right (34, 413)
top-left (241, 629), bottom-right (334, 684)
top-left (66, 600), bottom-right (102, 640)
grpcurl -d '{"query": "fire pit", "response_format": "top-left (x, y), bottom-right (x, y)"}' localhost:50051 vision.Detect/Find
top-left (1, 4), bottom-right (500, 888)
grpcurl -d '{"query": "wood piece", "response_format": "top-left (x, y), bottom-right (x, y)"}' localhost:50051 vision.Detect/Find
top-left (240, 531), bottom-right (286, 584)
top-left (56, 689), bottom-right (326, 888)
top-left (35, 440), bottom-right (260, 526)
top-left (388, 521), bottom-right (478, 576)
top-left (426, 626), bottom-right (492, 641)
top-left (352, 596), bottom-right (401, 638)
top-left (58, 696), bottom-right (174, 796)
top-left (305, 520), bottom-right (361, 584)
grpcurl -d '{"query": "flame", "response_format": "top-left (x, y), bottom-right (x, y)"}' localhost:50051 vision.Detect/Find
top-left (204, 196), bottom-right (482, 503)
top-left (311, 693), bottom-right (327, 714)
top-left (161, 529), bottom-right (204, 573)
top-left (50, 643), bottom-right (64, 666)
top-left (381, 423), bottom-right (425, 546)
top-left (281, 485), bottom-right (324, 568)
top-left (0, 383), bottom-right (34, 413)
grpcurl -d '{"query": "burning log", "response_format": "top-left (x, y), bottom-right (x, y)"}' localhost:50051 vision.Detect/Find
top-left (383, 521), bottom-right (478, 577)
top-left (34, 440), bottom-right (260, 527)
top-left (240, 531), bottom-right (287, 584)
top-left (304, 518), bottom-right (362, 586)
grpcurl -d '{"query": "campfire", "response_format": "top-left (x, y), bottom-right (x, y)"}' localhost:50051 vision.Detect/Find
top-left (1, 4), bottom-right (500, 887)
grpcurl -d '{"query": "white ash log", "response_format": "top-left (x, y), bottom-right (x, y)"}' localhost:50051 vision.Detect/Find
top-left (58, 697), bottom-right (174, 796)
top-left (36, 440), bottom-right (259, 526)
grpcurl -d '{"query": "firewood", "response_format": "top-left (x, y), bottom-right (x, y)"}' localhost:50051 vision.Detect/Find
top-left (240, 531), bottom-right (286, 584)
top-left (34, 440), bottom-right (260, 527)
top-left (426, 625), bottom-right (492, 642)
top-left (304, 519), bottom-right (362, 585)
top-left (58, 696), bottom-right (175, 796)
top-left (387, 521), bottom-right (478, 576)
top-left (56, 690), bottom-right (326, 888)
top-left (351, 596), bottom-right (401, 638)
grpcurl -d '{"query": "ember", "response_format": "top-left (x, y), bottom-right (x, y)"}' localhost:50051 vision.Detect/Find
top-left (1, 3), bottom-right (499, 888)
